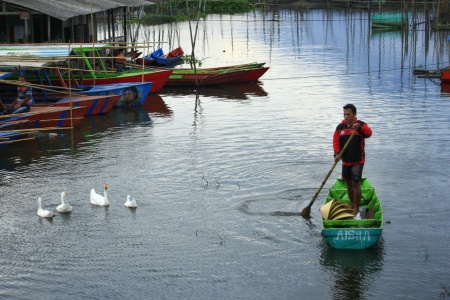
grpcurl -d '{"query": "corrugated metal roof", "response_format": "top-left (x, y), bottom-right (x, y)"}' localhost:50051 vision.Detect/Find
top-left (3, 0), bottom-right (153, 21)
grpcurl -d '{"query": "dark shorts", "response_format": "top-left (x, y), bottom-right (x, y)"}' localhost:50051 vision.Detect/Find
top-left (342, 164), bottom-right (364, 183)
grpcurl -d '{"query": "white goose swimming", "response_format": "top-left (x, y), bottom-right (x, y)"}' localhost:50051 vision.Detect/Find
top-left (90, 183), bottom-right (109, 206)
top-left (124, 195), bottom-right (137, 208)
top-left (37, 197), bottom-right (55, 218)
top-left (56, 191), bottom-right (72, 213)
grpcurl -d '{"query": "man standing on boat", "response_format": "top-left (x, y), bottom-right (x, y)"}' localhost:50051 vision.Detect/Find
top-left (333, 104), bottom-right (372, 219)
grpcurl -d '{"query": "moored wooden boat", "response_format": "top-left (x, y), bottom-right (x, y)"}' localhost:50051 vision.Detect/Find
top-left (0, 106), bottom-right (88, 128)
top-left (321, 176), bottom-right (383, 249)
top-left (35, 94), bottom-right (121, 115)
top-left (172, 62), bottom-right (265, 73)
top-left (165, 68), bottom-right (253, 86)
top-left (0, 119), bottom-right (39, 130)
top-left (235, 67), bottom-right (269, 82)
top-left (0, 62), bottom-right (153, 104)
top-left (136, 48), bottom-right (164, 66)
top-left (32, 106), bottom-right (87, 127)
top-left (439, 68), bottom-right (450, 83)
top-left (28, 65), bottom-right (170, 93)
top-left (0, 45), bottom-right (172, 93)
top-left (82, 82), bottom-right (153, 107)
top-left (155, 46), bottom-right (184, 66)
top-left (163, 63), bottom-right (269, 86)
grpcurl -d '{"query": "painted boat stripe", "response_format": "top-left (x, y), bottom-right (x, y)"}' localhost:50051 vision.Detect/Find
top-left (99, 99), bottom-right (108, 113)
top-left (88, 100), bottom-right (99, 115)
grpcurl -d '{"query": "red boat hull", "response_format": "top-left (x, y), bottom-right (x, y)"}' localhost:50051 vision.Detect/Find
top-left (440, 69), bottom-right (450, 82)
top-left (71, 71), bottom-right (171, 93)
top-left (164, 68), bottom-right (268, 86)
top-left (0, 119), bottom-right (39, 130)
top-left (167, 47), bottom-right (184, 59)
top-left (235, 67), bottom-right (269, 82)
top-left (32, 106), bottom-right (88, 127)
top-left (36, 95), bottom-right (121, 115)
top-left (37, 117), bottom-right (84, 128)
top-left (0, 106), bottom-right (88, 128)
top-left (28, 70), bottom-right (172, 93)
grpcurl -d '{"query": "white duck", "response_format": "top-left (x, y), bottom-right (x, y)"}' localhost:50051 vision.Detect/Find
top-left (37, 197), bottom-right (55, 218)
top-left (124, 195), bottom-right (137, 208)
top-left (90, 183), bottom-right (109, 206)
top-left (56, 191), bottom-right (72, 213)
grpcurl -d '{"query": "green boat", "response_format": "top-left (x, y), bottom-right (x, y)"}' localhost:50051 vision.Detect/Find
top-left (322, 176), bottom-right (383, 250)
top-left (0, 44), bottom-right (172, 93)
top-left (371, 12), bottom-right (410, 29)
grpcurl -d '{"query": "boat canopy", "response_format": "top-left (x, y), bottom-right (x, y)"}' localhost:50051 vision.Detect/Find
top-left (0, 44), bottom-right (111, 58)
top-left (0, 60), bottom-right (65, 70)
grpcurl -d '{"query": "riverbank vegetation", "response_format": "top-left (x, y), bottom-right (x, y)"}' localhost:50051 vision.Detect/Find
top-left (141, 0), bottom-right (255, 25)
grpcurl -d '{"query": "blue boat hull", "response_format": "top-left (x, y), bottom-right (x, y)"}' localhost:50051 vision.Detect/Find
top-left (322, 228), bottom-right (382, 249)
top-left (80, 82), bottom-right (153, 107)
top-left (0, 80), bottom-right (153, 107)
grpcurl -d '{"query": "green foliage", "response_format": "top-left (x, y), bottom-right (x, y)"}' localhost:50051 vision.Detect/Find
top-left (182, 54), bottom-right (203, 67)
top-left (144, 0), bottom-right (254, 20)
top-left (141, 14), bottom-right (187, 25)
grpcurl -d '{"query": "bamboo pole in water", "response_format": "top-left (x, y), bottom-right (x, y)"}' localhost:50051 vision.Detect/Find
top-left (68, 41), bottom-right (73, 128)
top-left (0, 79), bottom-right (86, 97)
top-left (185, 0), bottom-right (203, 87)
top-left (9, 127), bottom-right (75, 132)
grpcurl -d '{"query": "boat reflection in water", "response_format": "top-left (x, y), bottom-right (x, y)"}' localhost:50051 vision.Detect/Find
top-left (82, 106), bottom-right (152, 130)
top-left (0, 95), bottom-right (172, 166)
top-left (319, 238), bottom-right (384, 299)
top-left (30, 106), bottom-right (152, 152)
top-left (160, 82), bottom-right (268, 101)
top-left (143, 94), bottom-right (173, 117)
top-left (440, 83), bottom-right (450, 94)
top-left (371, 28), bottom-right (408, 39)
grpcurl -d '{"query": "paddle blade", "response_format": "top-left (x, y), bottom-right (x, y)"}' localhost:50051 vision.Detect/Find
top-left (299, 205), bottom-right (311, 218)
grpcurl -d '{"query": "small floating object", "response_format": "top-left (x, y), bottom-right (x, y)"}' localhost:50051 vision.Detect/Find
top-left (49, 133), bottom-right (58, 138)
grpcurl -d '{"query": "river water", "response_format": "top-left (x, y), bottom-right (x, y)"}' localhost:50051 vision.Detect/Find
top-left (1, 8), bottom-right (450, 300)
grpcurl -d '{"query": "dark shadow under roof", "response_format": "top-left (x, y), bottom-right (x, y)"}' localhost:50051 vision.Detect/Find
top-left (3, 0), bottom-right (153, 21)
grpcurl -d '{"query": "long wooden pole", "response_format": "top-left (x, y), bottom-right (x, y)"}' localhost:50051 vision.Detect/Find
top-left (299, 129), bottom-right (358, 218)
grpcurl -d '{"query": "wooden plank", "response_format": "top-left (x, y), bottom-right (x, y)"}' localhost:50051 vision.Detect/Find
top-left (0, 137), bottom-right (35, 145)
